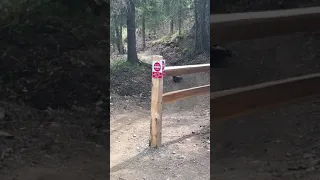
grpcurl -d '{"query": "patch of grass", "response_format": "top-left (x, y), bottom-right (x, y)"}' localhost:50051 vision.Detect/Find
top-left (110, 57), bottom-right (140, 73)
top-left (151, 30), bottom-right (186, 46)
top-left (151, 34), bottom-right (171, 45)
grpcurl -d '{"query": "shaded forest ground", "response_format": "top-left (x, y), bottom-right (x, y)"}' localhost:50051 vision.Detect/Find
top-left (110, 0), bottom-right (320, 179)
top-left (0, 0), bottom-right (319, 179)
top-left (0, 1), bottom-right (110, 179)
top-left (210, 1), bottom-right (320, 179)
top-left (211, 31), bottom-right (320, 180)
top-left (110, 22), bottom-right (211, 179)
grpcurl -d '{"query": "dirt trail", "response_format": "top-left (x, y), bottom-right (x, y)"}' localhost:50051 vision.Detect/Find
top-left (110, 69), bottom-right (210, 179)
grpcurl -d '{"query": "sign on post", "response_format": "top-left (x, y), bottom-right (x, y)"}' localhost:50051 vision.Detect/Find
top-left (150, 55), bottom-right (164, 148)
top-left (152, 61), bottom-right (163, 78)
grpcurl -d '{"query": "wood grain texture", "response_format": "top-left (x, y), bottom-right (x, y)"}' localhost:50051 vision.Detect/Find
top-left (163, 85), bottom-right (210, 103)
top-left (150, 56), bottom-right (164, 147)
top-left (211, 73), bottom-right (320, 120)
top-left (165, 64), bottom-right (210, 76)
top-left (211, 7), bottom-right (320, 44)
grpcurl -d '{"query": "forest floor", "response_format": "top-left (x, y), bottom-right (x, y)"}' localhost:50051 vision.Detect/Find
top-left (110, 20), bottom-right (320, 180)
top-left (110, 31), bottom-right (211, 179)
top-left (110, 76), bottom-right (210, 180)
top-left (1, 1), bottom-right (320, 179)
top-left (110, 32), bottom-right (320, 180)
top-left (0, 12), bottom-right (110, 179)
top-left (212, 2), bottom-right (320, 178)
top-left (210, 31), bottom-right (320, 180)
top-left (2, 28), bottom-right (320, 180)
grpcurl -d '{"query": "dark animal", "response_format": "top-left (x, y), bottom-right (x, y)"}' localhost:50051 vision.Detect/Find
top-left (172, 45), bottom-right (232, 83)
top-left (172, 76), bottom-right (183, 83)
top-left (210, 45), bottom-right (232, 68)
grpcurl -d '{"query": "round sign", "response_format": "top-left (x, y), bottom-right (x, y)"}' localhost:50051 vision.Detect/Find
top-left (154, 62), bottom-right (161, 71)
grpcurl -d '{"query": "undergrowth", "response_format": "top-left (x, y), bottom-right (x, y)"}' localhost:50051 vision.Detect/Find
top-left (0, 0), bottom-right (109, 113)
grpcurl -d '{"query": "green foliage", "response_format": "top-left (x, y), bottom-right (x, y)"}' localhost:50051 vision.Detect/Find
top-left (136, 0), bottom-right (163, 30)
top-left (111, 57), bottom-right (140, 72)
top-left (151, 30), bottom-right (186, 45)
top-left (111, 0), bottom-right (195, 54)
top-left (135, 0), bottom-right (193, 32)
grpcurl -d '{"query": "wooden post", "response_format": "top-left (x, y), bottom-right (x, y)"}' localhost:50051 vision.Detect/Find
top-left (150, 55), bottom-right (164, 148)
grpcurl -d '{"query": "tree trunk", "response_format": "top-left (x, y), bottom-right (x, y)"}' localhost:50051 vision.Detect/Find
top-left (119, 13), bottom-right (125, 54)
top-left (204, 0), bottom-right (210, 51)
top-left (142, 0), bottom-right (146, 50)
top-left (170, 18), bottom-right (174, 34)
top-left (114, 17), bottom-right (122, 54)
top-left (112, 43), bottom-right (116, 52)
top-left (178, 0), bottom-right (182, 36)
top-left (194, 0), bottom-right (199, 54)
top-left (127, 0), bottom-right (139, 63)
top-left (203, 0), bottom-right (210, 52)
top-left (194, 0), bottom-right (209, 54)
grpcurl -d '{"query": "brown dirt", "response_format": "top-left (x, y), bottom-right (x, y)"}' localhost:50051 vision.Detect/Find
top-left (211, 31), bottom-right (320, 179)
top-left (110, 73), bottom-right (210, 180)
top-left (212, 3), bottom-right (320, 177)
top-left (0, 101), bottom-right (108, 180)
top-left (110, 41), bottom-right (210, 179)
top-left (112, 8), bottom-right (320, 179)
top-left (0, 5), bottom-right (109, 179)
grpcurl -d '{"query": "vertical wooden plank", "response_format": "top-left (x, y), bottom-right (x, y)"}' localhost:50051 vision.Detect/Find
top-left (150, 55), bottom-right (164, 148)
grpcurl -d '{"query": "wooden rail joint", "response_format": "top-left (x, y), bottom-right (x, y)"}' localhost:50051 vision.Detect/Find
top-left (150, 61), bottom-right (210, 148)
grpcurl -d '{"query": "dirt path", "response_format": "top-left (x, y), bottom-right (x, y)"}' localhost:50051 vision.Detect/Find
top-left (110, 69), bottom-right (210, 179)
top-left (110, 108), bottom-right (210, 180)
top-left (111, 30), bottom-right (320, 179)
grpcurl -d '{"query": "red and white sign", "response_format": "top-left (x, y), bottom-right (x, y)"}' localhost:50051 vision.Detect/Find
top-left (152, 61), bottom-right (163, 78)
top-left (161, 59), bottom-right (166, 76)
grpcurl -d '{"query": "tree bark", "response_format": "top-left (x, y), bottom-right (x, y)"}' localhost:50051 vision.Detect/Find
top-left (170, 19), bottom-right (174, 34)
top-left (178, 0), bottom-right (182, 36)
top-left (142, 0), bottom-right (146, 50)
top-left (127, 0), bottom-right (139, 63)
top-left (119, 12), bottom-right (125, 54)
top-left (114, 17), bottom-right (121, 54)
top-left (194, 0), bottom-right (209, 54)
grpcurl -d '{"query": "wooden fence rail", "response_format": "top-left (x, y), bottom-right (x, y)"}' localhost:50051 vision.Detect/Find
top-left (211, 73), bottom-right (320, 120)
top-left (150, 62), bottom-right (210, 147)
top-left (210, 7), bottom-right (320, 119)
top-left (150, 6), bottom-right (320, 148)
top-left (211, 7), bottom-right (320, 44)
top-left (165, 64), bottom-right (210, 76)
top-left (163, 84), bottom-right (210, 103)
